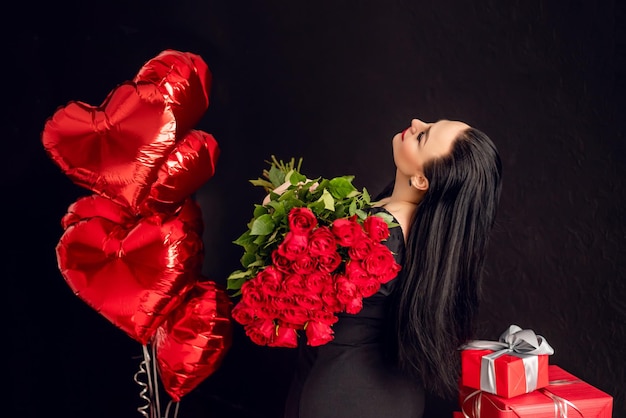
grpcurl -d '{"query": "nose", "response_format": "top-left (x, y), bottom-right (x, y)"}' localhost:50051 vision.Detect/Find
top-left (410, 118), bottom-right (427, 134)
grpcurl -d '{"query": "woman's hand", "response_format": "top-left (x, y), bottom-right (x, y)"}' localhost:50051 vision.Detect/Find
top-left (262, 179), bottom-right (319, 205)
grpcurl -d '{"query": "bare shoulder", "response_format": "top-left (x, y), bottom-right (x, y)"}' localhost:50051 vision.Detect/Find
top-left (379, 201), bottom-right (417, 242)
top-left (372, 197), bottom-right (391, 207)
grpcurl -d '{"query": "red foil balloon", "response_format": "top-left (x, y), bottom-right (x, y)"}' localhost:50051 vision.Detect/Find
top-left (134, 50), bottom-right (212, 138)
top-left (61, 194), bottom-right (135, 229)
top-left (155, 280), bottom-right (233, 402)
top-left (175, 198), bottom-right (205, 238)
top-left (41, 82), bottom-right (177, 211)
top-left (140, 130), bottom-right (220, 216)
top-left (56, 199), bottom-right (204, 344)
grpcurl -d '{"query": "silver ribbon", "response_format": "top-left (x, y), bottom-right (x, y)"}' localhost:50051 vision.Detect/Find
top-left (461, 385), bottom-right (584, 417)
top-left (462, 325), bottom-right (555, 395)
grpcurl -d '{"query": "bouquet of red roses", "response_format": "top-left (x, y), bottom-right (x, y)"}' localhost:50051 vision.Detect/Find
top-left (227, 157), bottom-right (401, 347)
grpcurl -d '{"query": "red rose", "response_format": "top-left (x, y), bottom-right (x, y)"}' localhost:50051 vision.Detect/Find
top-left (378, 262), bottom-right (402, 284)
top-left (268, 324), bottom-right (298, 348)
top-left (288, 207), bottom-right (318, 235)
top-left (294, 293), bottom-right (324, 310)
top-left (257, 266), bottom-right (284, 296)
top-left (245, 319), bottom-right (275, 346)
top-left (311, 309), bottom-right (339, 325)
top-left (353, 276), bottom-right (382, 297)
top-left (279, 306), bottom-right (310, 326)
top-left (231, 302), bottom-right (255, 325)
top-left (283, 273), bottom-right (309, 294)
top-left (364, 215), bottom-right (390, 242)
top-left (316, 252), bottom-right (342, 273)
top-left (291, 254), bottom-right (317, 275)
top-left (343, 296), bottom-right (363, 314)
top-left (335, 275), bottom-right (358, 305)
top-left (303, 271), bottom-right (330, 293)
top-left (335, 275), bottom-right (363, 314)
top-left (331, 218), bottom-right (361, 247)
top-left (362, 242), bottom-right (398, 277)
top-left (348, 235), bottom-right (374, 260)
top-left (241, 278), bottom-right (266, 307)
top-left (268, 292), bottom-right (296, 314)
top-left (258, 304), bottom-right (279, 320)
top-left (272, 250), bottom-right (293, 273)
top-left (345, 260), bottom-right (370, 282)
top-left (278, 231), bottom-right (309, 260)
top-left (321, 282), bottom-right (342, 312)
top-left (308, 226), bottom-right (337, 257)
top-left (305, 321), bottom-right (334, 346)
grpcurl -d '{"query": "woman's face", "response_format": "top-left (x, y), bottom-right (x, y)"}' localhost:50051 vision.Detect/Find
top-left (392, 118), bottom-right (469, 176)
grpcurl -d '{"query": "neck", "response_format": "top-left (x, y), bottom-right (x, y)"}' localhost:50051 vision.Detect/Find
top-left (389, 170), bottom-right (424, 206)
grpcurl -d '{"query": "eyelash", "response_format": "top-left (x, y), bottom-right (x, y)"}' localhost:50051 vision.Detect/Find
top-left (417, 131), bottom-right (425, 143)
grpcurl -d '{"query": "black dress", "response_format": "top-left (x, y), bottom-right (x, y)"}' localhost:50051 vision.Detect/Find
top-left (283, 207), bottom-right (425, 418)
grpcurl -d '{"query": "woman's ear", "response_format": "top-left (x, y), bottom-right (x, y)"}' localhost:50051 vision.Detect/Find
top-left (411, 174), bottom-right (429, 191)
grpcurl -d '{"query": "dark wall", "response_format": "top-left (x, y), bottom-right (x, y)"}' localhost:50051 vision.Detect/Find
top-left (10, 1), bottom-right (624, 417)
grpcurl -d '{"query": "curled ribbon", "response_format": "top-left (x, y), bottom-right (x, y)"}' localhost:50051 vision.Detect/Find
top-left (540, 387), bottom-right (584, 418)
top-left (462, 325), bottom-right (555, 394)
top-left (460, 378), bottom-right (584, 418)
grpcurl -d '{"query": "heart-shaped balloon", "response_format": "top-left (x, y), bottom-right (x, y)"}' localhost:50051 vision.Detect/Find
top-left (172, 197), bottom-right (205, 238)
top-left (140, 130), bottom-right (220, 216)
top-left (56, 200), bottom-right (204, 344)
top-left (61, 194), bottom-right (135, 230)
top-left (134, 50), bottom-right (212, 138)
top-left (155, 280), bottom-right (233, 402)
top-left (41, 82), bottom-right (177, 211)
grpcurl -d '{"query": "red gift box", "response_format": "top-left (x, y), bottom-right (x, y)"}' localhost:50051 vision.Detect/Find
top-left (458, 365), bottom-right (613, 417)
top-left (461, 348), bottom-right (550, 398)
top-left (461, 325), bottom-right (554, 398)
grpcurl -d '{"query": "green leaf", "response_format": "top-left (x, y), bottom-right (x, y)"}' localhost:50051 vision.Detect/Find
top-left (249, 179), bottom-right (274, 190)
top-left (253, 204), bottom-right (269, 218)
top-left (308, 200), bottom-right (326, 214)
top-left (253, 233), bottom-right (269, 245)
top-left (317, 189), bottom-right (335, 211)
top-left (227, 276), bottom-right (248, 290)
top-left (250, 214), bottom-right (275, 235)
top-left (270, 202), bottom-right (287, 218)
top-left (268, 165), bottom-right (286, 187)
top-left (329, 177), bottom-right (357, 199)
top-left (286, 170), bottom-right (306, 186)
top-left (241, 252), bottom-right (257, 268)
top-left (355, 208), bottom-right (368, 219)
top-left (348, 199), bottom-right (357, 215)
top-left (226, 270), bottom-right (249, 280)
top-left (242, 242), bottom-right (259, 254)
top-left (362, 187), bottom-right (371, 205)
top-left (247, 260), bottom-right (266, 268)
top-left (233, 230), bottom-right (254, 246)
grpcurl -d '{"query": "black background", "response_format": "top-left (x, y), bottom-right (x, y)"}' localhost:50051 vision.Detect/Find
top-left (9, 1), bottom-right (625, 417)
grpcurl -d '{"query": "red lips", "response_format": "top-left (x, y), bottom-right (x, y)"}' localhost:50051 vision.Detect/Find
top-left (401, 128), bottom-right (409, 141)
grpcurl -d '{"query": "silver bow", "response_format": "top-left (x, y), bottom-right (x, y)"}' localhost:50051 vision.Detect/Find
top-left (463, 325), bottom-right (555, 395)
top-left (463, 324), bottom-right (555, 355)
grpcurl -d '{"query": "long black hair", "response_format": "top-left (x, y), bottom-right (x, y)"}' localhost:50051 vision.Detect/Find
top-left (379, 127), bottom-right (502, 398)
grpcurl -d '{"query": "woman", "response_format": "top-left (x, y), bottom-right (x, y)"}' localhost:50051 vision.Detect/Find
top-left (282, 118), bottom-right (503, 418)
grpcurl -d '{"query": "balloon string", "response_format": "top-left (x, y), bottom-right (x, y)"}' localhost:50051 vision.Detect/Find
top-left (164, 400), bottom-right (180, 418)
top-left (135, 343), bottom-right (183, 418)
top-left (149, 343), bottom-right (162, 417)
top-left (133, 345), bottom-right (154, 418)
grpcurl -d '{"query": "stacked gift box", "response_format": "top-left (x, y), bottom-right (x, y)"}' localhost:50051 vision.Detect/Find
top-left (452, 325), bottom-right (613, 417)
